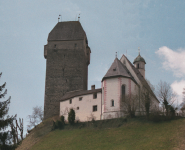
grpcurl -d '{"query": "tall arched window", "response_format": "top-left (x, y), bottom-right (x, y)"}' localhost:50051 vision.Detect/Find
top-left (122, 85), bottom-right (125, 101)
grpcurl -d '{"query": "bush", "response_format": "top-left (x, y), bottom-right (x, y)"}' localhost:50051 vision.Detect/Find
top-left (51, 121), bottom-right (57, 130)
top-left (52, 120), bottom-right (64, 130)
top-left (60, 115), bottom-right (65, 125)
top-left (68, 109), bottom-right (75, 125)
top-left (56, 120), bottom-right (64, 129)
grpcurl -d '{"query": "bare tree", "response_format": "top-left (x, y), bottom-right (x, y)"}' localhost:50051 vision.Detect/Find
top-left (120, 93), bottom-right (139, 118)
top-left (141, 79), bottom-right (156, 119)
top-left (180, 88), bottom-right (185, 116)
top-left (11, 118), bottom-right (23, 146)
top-left (27, 106), bottom-right (43, 130)
top-left (140, 89), bottom-right (153, 119)
top-left (156, 81), bottom-right (177, 116)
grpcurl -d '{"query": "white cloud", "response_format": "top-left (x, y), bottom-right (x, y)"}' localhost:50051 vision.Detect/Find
top-left (171, 80), bottom-right (185, 96)
top-left (171, 80), bottom-right (185, 104)
top-left (156, 46), bottom-right (185, 77)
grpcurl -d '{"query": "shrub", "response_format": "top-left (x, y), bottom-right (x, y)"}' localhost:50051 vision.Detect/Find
top-left (60, 115), bottom-right (65, 125)
top-left (56, 120), bottom-right (63, 129)
top-left (68, 109), bottom-right (75, 125)
top-left (51, 121), bottom-right (57, 130)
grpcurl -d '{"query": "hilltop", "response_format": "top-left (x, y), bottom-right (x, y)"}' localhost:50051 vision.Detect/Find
top-left (16, 117), bottom-right (185, 150)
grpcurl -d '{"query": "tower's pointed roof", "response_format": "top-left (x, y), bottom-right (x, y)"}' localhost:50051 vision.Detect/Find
top-left (48, 21), bottom-right (86, 41)
top-left (133, 53), bottom-right (146, 64)
top-left (102, 58), bottom-right (132, 81)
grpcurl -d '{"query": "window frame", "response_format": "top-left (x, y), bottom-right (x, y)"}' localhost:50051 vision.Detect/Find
top-left (93, 93), bottom-right (97, 99)
top-left (93, 105), bottom-right (97, 112)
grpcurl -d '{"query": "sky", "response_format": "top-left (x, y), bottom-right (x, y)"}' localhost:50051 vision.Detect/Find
top-left (0, 0), bottom-right (185, 132)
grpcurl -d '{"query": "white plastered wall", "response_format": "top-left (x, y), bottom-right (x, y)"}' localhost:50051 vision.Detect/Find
top-left (60, 92), bottom-right (102, 122)
top-left (102, 77), bottom-right (137, 119)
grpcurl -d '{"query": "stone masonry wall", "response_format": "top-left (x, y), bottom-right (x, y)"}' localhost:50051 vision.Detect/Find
top-left (44, 39), bottom-right (89, 119)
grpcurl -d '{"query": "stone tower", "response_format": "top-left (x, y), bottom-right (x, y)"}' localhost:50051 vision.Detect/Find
top-left (133, 52), bottom-right (146, 78)
top-left (44, 21), bottom-right (91, 119)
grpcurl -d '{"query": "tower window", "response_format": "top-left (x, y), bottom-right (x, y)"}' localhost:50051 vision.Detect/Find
top-left (122, 85), bottom-right (125, 101)
top-left (111, 100), bottom-right (114, 107)
top-left (93, 105), bottom-right (97, 112)
top-left (69, 99), bottom-right (72, 104)
top-left (137, 64), bottom-right (139, 68)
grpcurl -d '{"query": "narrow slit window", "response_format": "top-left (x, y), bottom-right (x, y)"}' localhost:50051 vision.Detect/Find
top-left (69, 99), bottom-right (72, 104)
top-left (137, 64), bottom-right (139, 68)
top-left (111, 100), bottom-right (114, 107)
top-left (122, 85), bottom-right (125, 101)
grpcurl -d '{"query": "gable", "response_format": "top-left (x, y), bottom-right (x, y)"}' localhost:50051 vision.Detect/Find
top-left (102, 58), bottom-right (137, 84)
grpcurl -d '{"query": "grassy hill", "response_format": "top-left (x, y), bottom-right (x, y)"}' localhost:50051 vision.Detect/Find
top-left (16, 117), bottom-right (185, 150)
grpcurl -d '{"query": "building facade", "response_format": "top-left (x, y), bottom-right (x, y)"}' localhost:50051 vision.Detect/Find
top-left (44, 20), bottom-right (159, 121)
top-left (60, 55), bottom-right (159, 122)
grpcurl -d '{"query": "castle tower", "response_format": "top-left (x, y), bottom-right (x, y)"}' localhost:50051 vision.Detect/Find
top-left (133, 51), bottom-right (146, 78)
top-left (44, 21), bottom-right (91, 119)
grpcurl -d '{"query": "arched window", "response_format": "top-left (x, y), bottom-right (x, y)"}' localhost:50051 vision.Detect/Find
top-left (122, 85), bottom-right (125, 101)
top-left (137, 63), bottom-right (139, 68)
top-left (111, 100), bottom-right (114, 107)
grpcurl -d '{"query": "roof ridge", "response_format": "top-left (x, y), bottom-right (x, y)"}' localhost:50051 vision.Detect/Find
top-left (116, 58), bottom-right (121, 75)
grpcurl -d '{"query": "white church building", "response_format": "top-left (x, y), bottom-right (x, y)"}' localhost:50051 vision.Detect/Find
top-left (60, 52), bottom-right (159, 122)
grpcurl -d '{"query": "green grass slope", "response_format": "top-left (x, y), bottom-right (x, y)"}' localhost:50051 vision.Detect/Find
top-left (17, 118), bottom-right (185, 150)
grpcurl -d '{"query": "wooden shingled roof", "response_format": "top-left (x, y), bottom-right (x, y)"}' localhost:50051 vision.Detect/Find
top-left (102, 58), bottom-right (137, 84)
top-left (60, 88), bottom-right (102, 102)
top-left (48, 21), bottom-right (86, 41)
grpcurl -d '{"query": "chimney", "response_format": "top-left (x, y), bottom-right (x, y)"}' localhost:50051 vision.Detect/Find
top-left (91, 85), bottom-right (95, 90)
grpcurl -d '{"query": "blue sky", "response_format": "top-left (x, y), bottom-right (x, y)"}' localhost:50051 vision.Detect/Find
top-left (0, 0), bottom-right (185, 131)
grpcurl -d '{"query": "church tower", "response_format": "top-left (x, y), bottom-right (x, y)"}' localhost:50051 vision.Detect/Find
top-left (44, 21), bottom-right (91, 119)
top-left (133, 51), bottom-right (146, 78)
